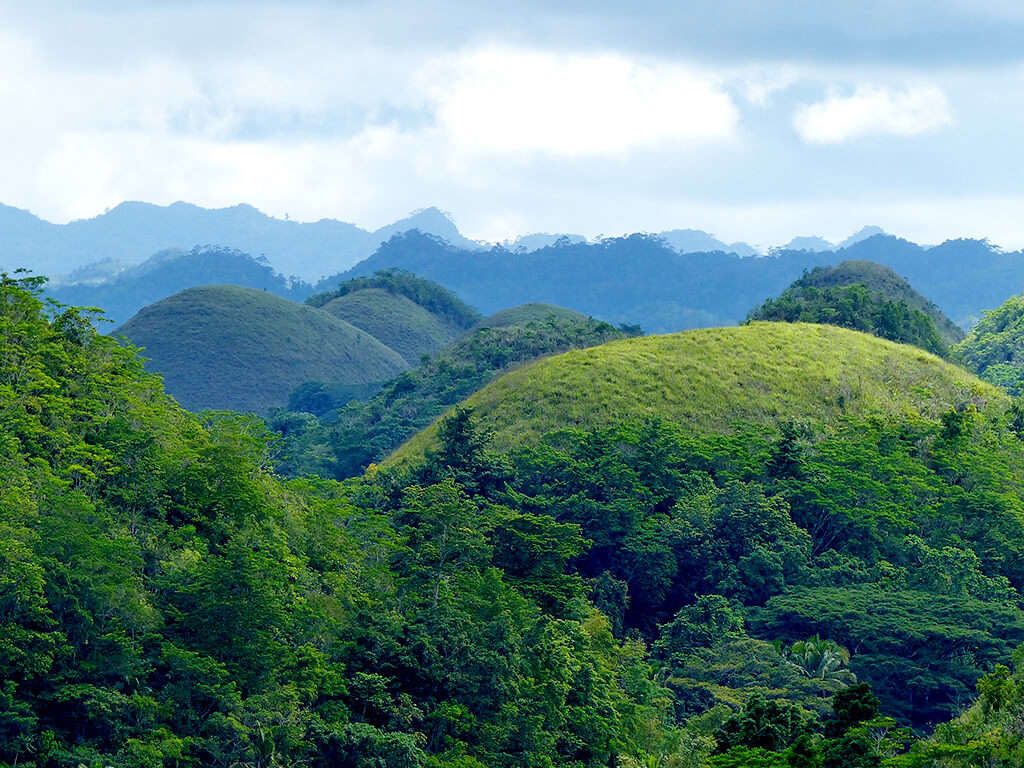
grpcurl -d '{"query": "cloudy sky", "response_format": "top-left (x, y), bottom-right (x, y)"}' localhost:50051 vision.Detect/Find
top-left (3, 0), bottom-right (1024, 247)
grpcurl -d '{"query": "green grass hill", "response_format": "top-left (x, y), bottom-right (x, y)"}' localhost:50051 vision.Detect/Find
top-left (116, 285), bottom-right (408, 412)
top-left (270, 311), bottom-right (635, 478)
top-left (321, 287), bottom-right (460, 364)
top-left (748, 260), bottom-right (964, 354)
top-left (389, 322), bottom-right (1000, 463)
top-left (475, 303), bottom-right (590, 329)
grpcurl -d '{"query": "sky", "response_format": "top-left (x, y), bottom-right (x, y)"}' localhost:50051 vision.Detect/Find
top-left (3, 0), bottom-right (1024, 248)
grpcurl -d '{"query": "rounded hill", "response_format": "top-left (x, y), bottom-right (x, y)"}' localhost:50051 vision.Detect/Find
top-left (748, 260), bottom-right (964, 352)
top-left (321, 288), bottom-right (458, 364)
top-left (116, 285), bottom-right (408, 412)
top-left (476, 303), bottom-right (589, 329)
top-left (389, 322), bottom-right (1001, 462)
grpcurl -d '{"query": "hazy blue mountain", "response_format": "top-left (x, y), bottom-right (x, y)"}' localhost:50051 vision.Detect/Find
top-left (321, 230), bottom-right (1024, 334)
top-left (0, 201), bottom-right (479, 282)
top-left (507, 233), bottom-right (587, 251)
top-left (658, 228), bottom-right (759, 257)
top-left (783, 235), bottom-right (834, 252)
top-left (48, 246), bottom-right (314, 327)
top-left (838, 225), bottom-right (888, 249)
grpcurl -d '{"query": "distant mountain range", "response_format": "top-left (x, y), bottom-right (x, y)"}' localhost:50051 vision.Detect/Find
top-left (8, 199), bottom-right (1024, 333)
top-left (335, 231), bottom-right (1024, 332)
top-left (0, 201), bottom-right (483, 283)
top-left (3, 199), bottom-right (899, 285)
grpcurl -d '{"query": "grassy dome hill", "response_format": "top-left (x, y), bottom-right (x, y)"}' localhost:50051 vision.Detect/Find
top-left (388, 322), bottom-right (1001, 463)
top-left (116, 285), bottom-right (408, 412)
top-left (321, 287), bottom-right (458, 364)
top-left (476, 303), bottom-right (589, 329)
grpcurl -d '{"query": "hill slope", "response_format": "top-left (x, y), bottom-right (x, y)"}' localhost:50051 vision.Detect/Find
top-left (117, 285), bottom-right (407, 412)
top-left (953, 294), bottom-right (1024, 395)
top-left (271, 310), bottom-right (635, 478)
top-left (746, 260), bottom-right (963, 356)
top-left (309, 269), bottom-right (480, 363)
top-left (390, 322), bottom-right (1000, 462)
top-left (769, 260), bottom-right (964, 345)
top-left (321, 288), bottom-right (458, 364)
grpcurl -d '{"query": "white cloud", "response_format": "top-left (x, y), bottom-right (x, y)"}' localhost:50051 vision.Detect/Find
top-left (421, 48), bottom-right (739, 156)
top-left (793, 84), bottom-right (952, 143)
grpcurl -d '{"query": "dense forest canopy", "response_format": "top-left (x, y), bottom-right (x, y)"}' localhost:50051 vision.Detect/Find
top-left (954, 295), bottom-right (1024, 396)
top-left (6, 270), bottom-right (1024, 767)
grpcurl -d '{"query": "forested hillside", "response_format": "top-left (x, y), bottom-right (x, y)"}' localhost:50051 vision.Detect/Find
top-left (746, 261), bottom-right (963, 357)
top-left (6, 272), bottom-right (1024, 767)
top-left (954, 294), bottom-right (1024, 395)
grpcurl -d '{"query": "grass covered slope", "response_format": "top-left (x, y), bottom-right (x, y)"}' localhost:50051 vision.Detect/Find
top-left (321, 287), bottom-right (459, 364)
top-left (476, 302), bottom-right (589, 329)
top-left (270, 312), bottom-right (635, 478)
top-left (117, 285), bottom-right (407, 412)
top-left (390, 322), bottom-right (1001, 461)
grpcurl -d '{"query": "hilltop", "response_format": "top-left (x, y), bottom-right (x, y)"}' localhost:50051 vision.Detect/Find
top-left (475, 302), bottom-right (590, 329)
top-left (321, 289), bottom-right (457, 364)
top-left (389, 322), bottom-right (1000, 462)
top-left (47, 246), bottom-right (314, 327)
top-left (116, 285), bottom-right (407, 412)
top-left (746, 260), bottom-right (964, 356)
top-left (308, 269), bottom-right (481, 363)
top-left (770, 260), bottom-right (964, 344)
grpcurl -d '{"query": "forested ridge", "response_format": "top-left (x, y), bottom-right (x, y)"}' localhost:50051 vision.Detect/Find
top-left (6, 271), bottom-right (1024, 767)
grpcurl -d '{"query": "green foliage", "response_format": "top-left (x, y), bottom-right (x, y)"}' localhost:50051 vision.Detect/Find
top-left (747, 280), bottom-right (950, 357)
top-left (953, 294), bottom-right (1024, 395)
top-left (0, 273), bottom-right (683, 768)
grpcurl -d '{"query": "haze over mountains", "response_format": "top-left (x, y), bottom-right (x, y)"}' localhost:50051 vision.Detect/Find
top-left (2, 199), bottom-right (894, 285)
top-left (7, 199), bottom-right (1024, 334)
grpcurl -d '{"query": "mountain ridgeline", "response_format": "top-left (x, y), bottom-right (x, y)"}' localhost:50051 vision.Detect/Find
top-left (31, 212), bottom-right (1024, 339)
top-left (746, 260), bottom-right (964, 357)
top-left (1, 200), bottom-right (482, 282)
top-left (327, 230), bottom-right (1024, 333)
